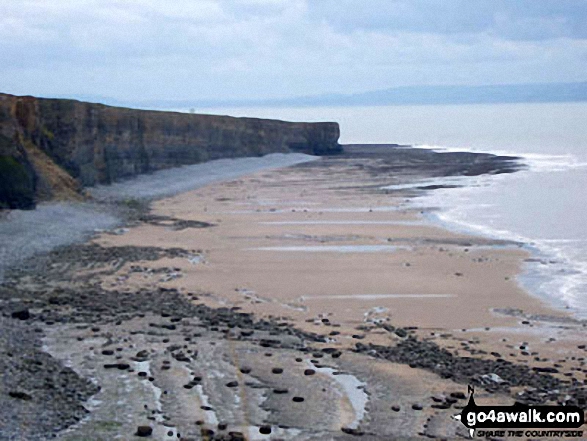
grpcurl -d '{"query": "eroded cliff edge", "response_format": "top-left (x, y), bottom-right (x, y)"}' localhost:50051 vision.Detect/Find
top-left (0, 93), bottom-right (341, 209)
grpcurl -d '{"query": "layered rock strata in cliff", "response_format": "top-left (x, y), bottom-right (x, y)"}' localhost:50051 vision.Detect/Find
top-left (0, 93), bottom-right (341, 209)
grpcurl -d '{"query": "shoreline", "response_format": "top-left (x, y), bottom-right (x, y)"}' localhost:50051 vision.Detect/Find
top-left (1, 145), bottom-right (586, 439)
top-left (406, 148), bottom-right (587, 320)
top-left (421, 207), bottom-right (580, 317)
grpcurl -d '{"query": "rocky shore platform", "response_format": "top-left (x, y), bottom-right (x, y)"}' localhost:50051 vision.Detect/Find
top-left (1, 145), bottom-right (585, 440)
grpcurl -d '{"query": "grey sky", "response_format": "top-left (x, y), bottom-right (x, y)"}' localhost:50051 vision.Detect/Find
top-left (1, 0), bottom-right (586, 101)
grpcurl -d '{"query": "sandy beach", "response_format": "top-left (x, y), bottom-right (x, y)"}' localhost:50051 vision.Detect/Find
top-left (100, 148), bottom-right (582, 342)
top-left (1, 146), bottom-right (585, 440)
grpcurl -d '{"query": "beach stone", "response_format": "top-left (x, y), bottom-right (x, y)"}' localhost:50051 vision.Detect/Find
top-left (135, 350), bottom-right (150, 360)
top-left (533, 367), bottom-right (558, 373)
top-left (135, 426), bottom-right (153, 437)
top-left (272, 367), bottom-right (283, 374)
top-left (292, 396), bottom-right (304, 402)
top-left (259, 426), bottom-right (271, 435)
top-left (11, 309), bottom-right (30, 320)
top-left (342, 427), bottom-right (365, 436)
top-left (226, 381), bottom-right (239, 388)
top-left (103, 363), bottom-right (130, 370)
top-left (9, 391), bottom-right (32, 400)
top-left (304, 369), bottom-right (315, 376)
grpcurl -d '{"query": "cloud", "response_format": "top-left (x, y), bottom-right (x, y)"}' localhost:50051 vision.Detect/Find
top-left (0, 0), bottom-right (585, 101)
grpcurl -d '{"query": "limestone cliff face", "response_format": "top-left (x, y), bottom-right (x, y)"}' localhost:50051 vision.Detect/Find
top-left (0, 93), bottom-right (341, 209)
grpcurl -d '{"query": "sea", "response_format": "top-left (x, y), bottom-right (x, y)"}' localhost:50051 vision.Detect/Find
top-left (183, 103), bottom-right (587, 318)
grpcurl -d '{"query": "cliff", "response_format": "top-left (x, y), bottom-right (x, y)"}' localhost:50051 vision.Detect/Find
top-left (0, 93), bottom-right (341, 209)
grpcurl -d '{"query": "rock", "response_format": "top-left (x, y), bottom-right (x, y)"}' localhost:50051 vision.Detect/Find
top-left (135, 350), bottom-right (150, 360)
top-left (341, 427), bottom-right (365, 436)
top-left (135, 426), bottom-right (153, 437)
top-left (292, 396), bottom-right (304, 402)
top-left (9, 391), bottom-right (32, 400)
top-left (272, 367), bottom-right (284, 374)
top-left (533, 367), bottom-right (559, 374)
top-left (304, 369), bottom-right (316, 376)
top-left (226, 381), bottom-right (239, 388)
top-left (103, 363), bottom-right (130, 370)
top-left (11, 309), bottom-right (30, 320)
top-left (259, 426), bottom-right (271, 435)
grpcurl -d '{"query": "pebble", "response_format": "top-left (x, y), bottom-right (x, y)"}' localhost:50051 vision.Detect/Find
top-left (11, 309), bottom-right (30, 320)
top-left (135, 426), bottom-right (153, 437)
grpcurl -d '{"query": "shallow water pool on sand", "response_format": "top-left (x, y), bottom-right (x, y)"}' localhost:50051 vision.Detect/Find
top-left (301, 294), bottom-right (457, 300)
top-left (247, 245), bottom-right (408, 253)
top-left (259, 220), bottom-right (422, 226)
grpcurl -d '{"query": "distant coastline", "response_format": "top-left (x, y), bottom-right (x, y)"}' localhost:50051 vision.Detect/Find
top-left (42, 81), bottom-right (587, 111)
